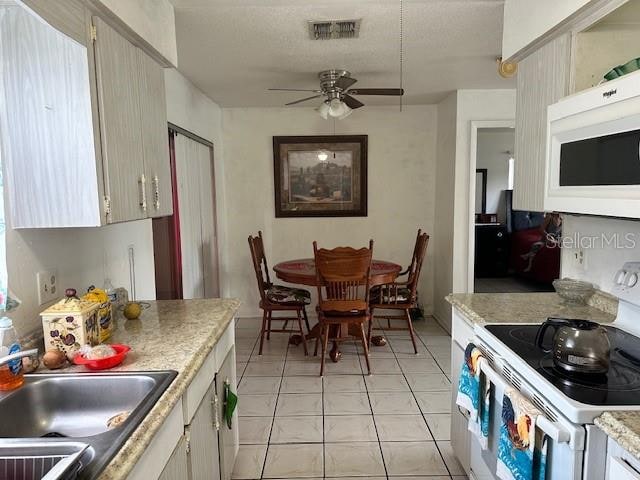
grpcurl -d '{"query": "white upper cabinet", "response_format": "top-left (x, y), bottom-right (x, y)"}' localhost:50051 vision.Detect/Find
top-left (137, 48), bottom-right (173, 218)
top-left (0, 1), bottom-right (103, 228)
top-left (513, 34), bottom-right (571, 212)
top-left (93, 16), bottom-right (147, 224)
top-left (0, 0), bottom-right (172, 228)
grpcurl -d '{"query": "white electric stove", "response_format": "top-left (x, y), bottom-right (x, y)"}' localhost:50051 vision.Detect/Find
top-left (468, 262), bottom-right (640, 480)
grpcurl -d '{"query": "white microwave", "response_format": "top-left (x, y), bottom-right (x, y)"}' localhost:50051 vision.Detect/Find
top-left (545, 70), bottom-right (640, 218)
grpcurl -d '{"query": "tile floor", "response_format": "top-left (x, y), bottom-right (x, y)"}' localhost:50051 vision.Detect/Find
top-left (233, 315), bottom-right (466, 480)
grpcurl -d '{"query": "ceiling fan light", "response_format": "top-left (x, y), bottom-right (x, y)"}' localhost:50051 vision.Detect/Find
top-left (337, 105), bottom-right (353, 119)
top-left (328, 99), bottom-right (349, 118)
top-left (316, 102), bottom-right (330, 119)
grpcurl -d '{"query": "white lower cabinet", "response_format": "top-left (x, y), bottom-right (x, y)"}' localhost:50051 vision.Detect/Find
top-left (450, 308), bottom-right (475, 476)
top-left (128, 320), bottom-right (238, 480)
top-left (159, 435), bottom-right (189, 480)
top-left (186, 379), bottom-right (221, 480)
top-left (216, 347), bottom-right (238, 480)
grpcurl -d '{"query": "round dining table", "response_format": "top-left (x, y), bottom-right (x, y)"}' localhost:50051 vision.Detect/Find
top-left (273, 258), bottom-right (402, 362)
top-left (273, 258), bottom-right (402, 287)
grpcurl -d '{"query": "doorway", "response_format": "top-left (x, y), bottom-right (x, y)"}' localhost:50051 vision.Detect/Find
top-left (152, 125), bottom-right (220, 299)
top-left (468, 123), bottom-right (558, 293)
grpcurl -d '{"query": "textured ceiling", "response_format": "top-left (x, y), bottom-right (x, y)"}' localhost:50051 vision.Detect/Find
top-left (169, 0), bottom-right (514, 107)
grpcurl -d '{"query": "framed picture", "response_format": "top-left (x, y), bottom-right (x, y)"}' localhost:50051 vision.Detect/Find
top-left (273, 135), bottom-right (368, 217)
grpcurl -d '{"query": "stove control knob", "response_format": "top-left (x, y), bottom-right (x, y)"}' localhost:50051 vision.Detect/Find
top-left (626, 272), bottom-right (638, 288)
top-left (615, 269), bottom-right (627, 285)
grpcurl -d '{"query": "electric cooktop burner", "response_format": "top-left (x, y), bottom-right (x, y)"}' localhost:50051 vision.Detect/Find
top-left (485, 324), bottom-right (640, 406)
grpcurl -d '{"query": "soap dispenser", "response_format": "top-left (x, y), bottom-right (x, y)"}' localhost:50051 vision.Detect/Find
top-left (0, 317), bottom-right (23, 391)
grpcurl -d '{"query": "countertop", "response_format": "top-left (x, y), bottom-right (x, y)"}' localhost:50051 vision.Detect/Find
top-left (42, 298), bottom-right (241, 480)
top-left (595, 412), bottom-right (640, 461)
top-left (445, 291), bottom-right (616, 325)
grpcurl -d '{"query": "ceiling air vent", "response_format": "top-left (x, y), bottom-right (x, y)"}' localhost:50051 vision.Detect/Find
top-left (308, 19), bottom-right (361, 40)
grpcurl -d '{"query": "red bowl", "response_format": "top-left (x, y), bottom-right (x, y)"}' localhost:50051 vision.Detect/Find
top-left (73, 344), bottom-right (131, 370)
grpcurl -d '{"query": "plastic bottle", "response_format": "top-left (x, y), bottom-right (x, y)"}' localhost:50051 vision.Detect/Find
top-left (104, 278), bottom-right (117, 303)
top-left (0, 317), bottom-right (23, 391)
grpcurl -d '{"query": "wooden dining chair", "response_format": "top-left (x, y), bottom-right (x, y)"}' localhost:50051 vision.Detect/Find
top-left (314, 240), bottom-right (374, 376)
top-left (248, 231), bottom-right (311, 355)
top-left (368, 229), bottom-right (429, 354)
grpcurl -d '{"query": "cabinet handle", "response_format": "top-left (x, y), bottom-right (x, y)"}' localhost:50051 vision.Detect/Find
top-left (212, 393), bottom-right (220, 431)
top-left (153, 175), bottom-right (160, 210)
top-left (138, 174), bottom-right (147, 212)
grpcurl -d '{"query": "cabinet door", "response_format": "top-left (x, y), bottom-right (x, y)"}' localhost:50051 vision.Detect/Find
top-left (0, 3), bottom-right (103, 228)
top-left (216, 347), bottom-right (238, 480)
top-left (92, 16), bottom-right (146, 223)
top-left (187, 379), bottom-right (221, 480)
top-left (158, 434), bottom-right (189, 480)
top-left (137, 48), bottom-right (172, 218)
top-left (450, 340), bottom-right (470, 474)
top-left (513, 34), bottom-right (571, 212)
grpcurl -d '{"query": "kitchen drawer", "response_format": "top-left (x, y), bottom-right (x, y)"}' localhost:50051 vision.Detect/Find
top-left (215, 319), bottom-right (235, 367)
top-left (608, 457), bottom-right (640, 480)
top-left (452, 307), bottom-right (475, 349)
top-left (607, 438), bottom-right (640, 480)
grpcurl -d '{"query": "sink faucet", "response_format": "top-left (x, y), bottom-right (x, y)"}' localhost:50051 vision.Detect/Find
top-left (0, 348), bottom-right (38, 367)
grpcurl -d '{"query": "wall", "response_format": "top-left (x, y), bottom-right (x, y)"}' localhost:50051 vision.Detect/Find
top-left (222, 105), bottom-right (437, 318)
top-left (96, 0), bottom-right (177, 66)
top-left (433, 90), bottom-right (517, 331)
top-left (476, 129), bottom-right (515, 223)
top-left (561, 215), bottom-right (640, 293)
top-left (7, 219), bottom-right (156, 338)
top-left (574, 27), bottom-right (640, 91)
top-left (433, 93), bottom-right (458, 328)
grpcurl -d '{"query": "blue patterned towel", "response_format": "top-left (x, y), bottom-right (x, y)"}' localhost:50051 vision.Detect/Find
top-left (456, 343), bottom-right (490, 449)
top-left (497, 388), bottom-right (548, 480)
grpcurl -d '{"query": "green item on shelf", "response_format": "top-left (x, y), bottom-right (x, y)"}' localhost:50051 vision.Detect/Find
top-left (224, 381), bottom-right (237, 429)
top-left (603, 57), bottom-right (640, 82)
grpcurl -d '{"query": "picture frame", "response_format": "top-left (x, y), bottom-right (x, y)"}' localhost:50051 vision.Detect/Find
top-left (273, 135), bottom-right (368, 217)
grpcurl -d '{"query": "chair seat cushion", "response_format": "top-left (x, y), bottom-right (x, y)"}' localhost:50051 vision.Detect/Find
top-left (266, 285), bottom-right (311, 305)
top-left (370, 286), bottom-right (413, 304)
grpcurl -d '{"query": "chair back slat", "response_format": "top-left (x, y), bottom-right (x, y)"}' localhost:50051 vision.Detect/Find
top-left (248, 231), bottom-right (271, 301)
top-left (405, 229), bottom-right (430, 302)
top-left (313, 241), bottom-right (373, 305)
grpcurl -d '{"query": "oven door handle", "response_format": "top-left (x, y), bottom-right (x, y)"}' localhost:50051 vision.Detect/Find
top-left (479, 358), bottom-right (572, 445)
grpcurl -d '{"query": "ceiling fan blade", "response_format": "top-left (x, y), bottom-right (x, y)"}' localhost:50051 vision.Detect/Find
top-left (285, 94), bottom-right (324, 106)
top-left (334, 76), bottom-right (358, 91)
top-left (269, 88), bottom-right (322, 93)
top-left (342, 94), bottom-right (364, 109)
top-left (347, 88), bottom-right (404, 96)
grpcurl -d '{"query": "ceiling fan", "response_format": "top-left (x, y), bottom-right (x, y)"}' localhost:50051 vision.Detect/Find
top-left (268, 69), bottom-right (404, 119)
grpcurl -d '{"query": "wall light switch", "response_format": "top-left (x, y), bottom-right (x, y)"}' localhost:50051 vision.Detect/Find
top-left (37, 269), bottom-right (59, 305)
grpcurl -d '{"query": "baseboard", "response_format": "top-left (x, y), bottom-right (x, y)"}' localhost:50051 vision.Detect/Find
top-left (431, 312), bottom-right (452, 335)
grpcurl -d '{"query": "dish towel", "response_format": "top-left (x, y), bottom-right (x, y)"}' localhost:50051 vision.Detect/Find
top-left (497, 388), bottom-right (548, 480)
top-left (456, 343), bottom-right (490, 449)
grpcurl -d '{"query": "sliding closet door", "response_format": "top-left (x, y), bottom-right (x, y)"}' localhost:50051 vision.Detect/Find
top-left (174, 133), bottom-right (219, 299)
top-left (198, 147), bottom-right (219, 297)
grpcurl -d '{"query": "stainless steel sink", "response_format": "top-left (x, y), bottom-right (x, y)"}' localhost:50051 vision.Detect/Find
top-left (0, 371), bottom-right (177, 479)
top-left (0, 374), bottom-right (158, 438)
top-left (0, 441), bottom-right (93, 480)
